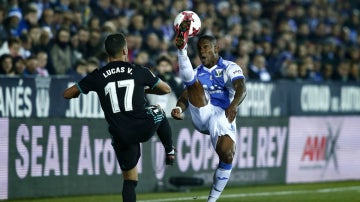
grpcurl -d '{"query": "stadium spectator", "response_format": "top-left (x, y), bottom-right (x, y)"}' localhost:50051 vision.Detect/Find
top-left (248, 54), bottom-right (271, 82)
top-left (322, 62), bottom-right (334, 82)
top-left (298, 60), bottom-right (311, 81)
top-left (144, 15), bottom-right (165, 41)
top-left (49, 27), bottom-right (75, 75)
top-left (61, 11), bottom-right (76, 33)
top-left (282, 61), bottom-right (299, 81)
top-left (3, 8), bottom-right (22, 37)
top-left (66, 58), bottom-right (88, 81)
top-left (142, 32), bottom-right (162, 65)
top-left (83, 28), bottom-right (102, 58)
top-left (75, 0), bottom-right (93, 26)
top-left (38, 7), bottom-right (55, 31)
top-left (146, 54), bottom-right (183, 116)
top-left (0, 6), bottom-right (9, 44)
top-left (76, 26), bottom-right (90, 56)
top-left (128, 13), bottom-right (146, 37)
top-left (126, 33), bottom-right (143, 62)
top-left (86, 56), bottom-right (100, 73)
top-left (16, 5), bottom-right (38, 36)
top-left (349, 62), bottom-right (360, 82)
top-left (234, 55), bottom-right (250, 80)
top-left (12, 55), bottom-right (26, 75)
top-left (87, 16), bottom-right (100, 31)
top-left (23, 55), bottom-right (41, 77)
top-left (32, 28), bottom-right (52, 54)
top-left (133, 50), bottom-right (151, 67)
top-left (0, 37), bottom-right (21, 57)
top-left (89, 0), bottom-right (115, 24)
top-left (115, 14), bottom-right (130, 34)
top-left (333, 60), bottom-right (351, 82)
top-left (36, 51), bottom-right (50, 76)
top-left (0, 53), bottom-right (15, 75)
top-left (0, 0), bottom-right (358, 83)
top-left (19, 33), bottom-right (32, 58)
top-left (69, 32), bottom-right (83, 61)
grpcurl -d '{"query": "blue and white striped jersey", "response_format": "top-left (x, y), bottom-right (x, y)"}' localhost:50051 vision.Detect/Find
top-left (194, 57), bottom-right (245, 109)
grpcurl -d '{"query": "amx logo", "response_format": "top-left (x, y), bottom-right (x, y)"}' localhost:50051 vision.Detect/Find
top-left (300, 121), bottom-right (341, 173)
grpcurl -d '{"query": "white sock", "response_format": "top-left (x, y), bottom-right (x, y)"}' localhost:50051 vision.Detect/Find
top-left (208, 162), bottom-right (232, 202)
top-left (178, 47), bottom-right (196, 86)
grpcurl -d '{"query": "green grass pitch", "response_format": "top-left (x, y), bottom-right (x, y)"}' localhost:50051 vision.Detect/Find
top-left (7, 180), bottom-right (360, 202)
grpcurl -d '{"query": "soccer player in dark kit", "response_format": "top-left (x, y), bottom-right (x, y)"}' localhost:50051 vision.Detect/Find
top-left (63, 33), bottom-right (175, 202)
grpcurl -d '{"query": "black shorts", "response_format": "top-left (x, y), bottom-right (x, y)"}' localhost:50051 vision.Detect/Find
top-left (112, 140), bottom-right (141, 171)
top-left (111, 105), bottom-right (166, 171)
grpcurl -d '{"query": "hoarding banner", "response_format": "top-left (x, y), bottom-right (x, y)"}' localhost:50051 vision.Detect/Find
top-left (163, 118), bottom-right (288, 186)
top-left (288, 82), bottom-right (360, 115)
top-left (3, 77), bottom-right (359, 118)
top-left (286, 116), bottom-right (360, 183)
top-left (0, 77), bottom-right (104, 118)
top-left (1, 117), bottom-right (288, 200)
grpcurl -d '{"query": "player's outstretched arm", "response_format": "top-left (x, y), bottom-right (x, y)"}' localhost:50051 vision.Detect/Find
top-left (145, 79), bottom-right (171, 95)
top-left (225, 78), bottom-right (246, 123)
top-left (171, 89), bottom-right (189, 120)
top-left (63, 84), bottom-right (81, 99)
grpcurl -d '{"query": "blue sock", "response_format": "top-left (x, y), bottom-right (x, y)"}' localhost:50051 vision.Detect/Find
top-left (208, 162), bottom-right (232, 201)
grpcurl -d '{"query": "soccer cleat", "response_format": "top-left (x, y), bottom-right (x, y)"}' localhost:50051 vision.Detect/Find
top-left (165, 147), bottom-right (176, 165)
top-left (175, 20), bottom-right (191, 49)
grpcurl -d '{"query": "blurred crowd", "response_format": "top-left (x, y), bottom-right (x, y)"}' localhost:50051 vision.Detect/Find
top-left (0, 0), bottom-right (359, 84)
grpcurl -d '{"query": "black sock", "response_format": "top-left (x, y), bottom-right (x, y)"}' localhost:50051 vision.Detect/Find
top-left (122, 180), bottom-right (137, 202)
top-left (157, 117), bottom-right (174, 153)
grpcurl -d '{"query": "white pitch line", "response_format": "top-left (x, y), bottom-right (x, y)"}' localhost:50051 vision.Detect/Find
top-left (137, 185), bottom-right (360, 202)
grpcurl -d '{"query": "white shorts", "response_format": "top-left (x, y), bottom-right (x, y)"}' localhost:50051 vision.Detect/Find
top-left (188, 102), bottom-right (237, 149)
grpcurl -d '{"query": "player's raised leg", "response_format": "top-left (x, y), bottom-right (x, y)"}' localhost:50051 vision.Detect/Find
top-left (148, 105), bottom-right (176, 165)
top-left (175, 20), bottom-right (207, 108)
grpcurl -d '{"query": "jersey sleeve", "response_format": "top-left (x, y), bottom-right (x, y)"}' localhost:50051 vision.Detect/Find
top-left (141, 67), bottom-right (160, 89)
top-left (227, 63), bottom-right (245, 82)
top-left (77, 71), bottom-right (97, 94)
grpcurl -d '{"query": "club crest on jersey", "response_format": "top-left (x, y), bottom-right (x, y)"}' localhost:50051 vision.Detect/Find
top-left (215, 69), bottom-right (223, 77)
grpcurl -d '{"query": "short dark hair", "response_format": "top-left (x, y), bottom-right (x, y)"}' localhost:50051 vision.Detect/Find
top-left (198, 35), bottom-right (217, 44)
top-left (0, 54), bottom-right (12, 63)
top-left (105, 33), bottom-right (127, 58)
top-left (156, 54), bottom-right (172, 66)
top-left (7, 37), bottom-right (21, 46)
top-left (74, 58), bottom-right (88, 68)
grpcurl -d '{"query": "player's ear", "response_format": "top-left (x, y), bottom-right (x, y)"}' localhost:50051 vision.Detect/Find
top-left (214, 44), bottom-right (219, 54)
top-left (123, 47), bottom-right (128, 56)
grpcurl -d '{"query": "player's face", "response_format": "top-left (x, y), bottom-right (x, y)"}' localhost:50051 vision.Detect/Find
top-left (197, 39), bottom-right (218, 68)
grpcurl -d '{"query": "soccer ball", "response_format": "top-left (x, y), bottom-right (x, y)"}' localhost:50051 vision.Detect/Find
top-left (173, 10), bottom-right (201, 37)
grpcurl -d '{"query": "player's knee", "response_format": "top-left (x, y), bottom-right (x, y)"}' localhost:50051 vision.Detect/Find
top-left (122, 167), bottom-right (139, 181)
top-left (216, 136), bottom-right (235, 163)
top-left (218, 150), bottom-right (234, 164)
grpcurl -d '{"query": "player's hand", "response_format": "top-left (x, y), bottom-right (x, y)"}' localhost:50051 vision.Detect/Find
top-left (225, 104), bottom-right (237, 123)
top-left (171, 107), bottom-right (184, 120)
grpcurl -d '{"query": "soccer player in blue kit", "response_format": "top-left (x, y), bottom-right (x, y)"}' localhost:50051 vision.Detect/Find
top-left (171, 23), bottom-right (247, 201)
top-left (63, 33), bottom-right (175, 202)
